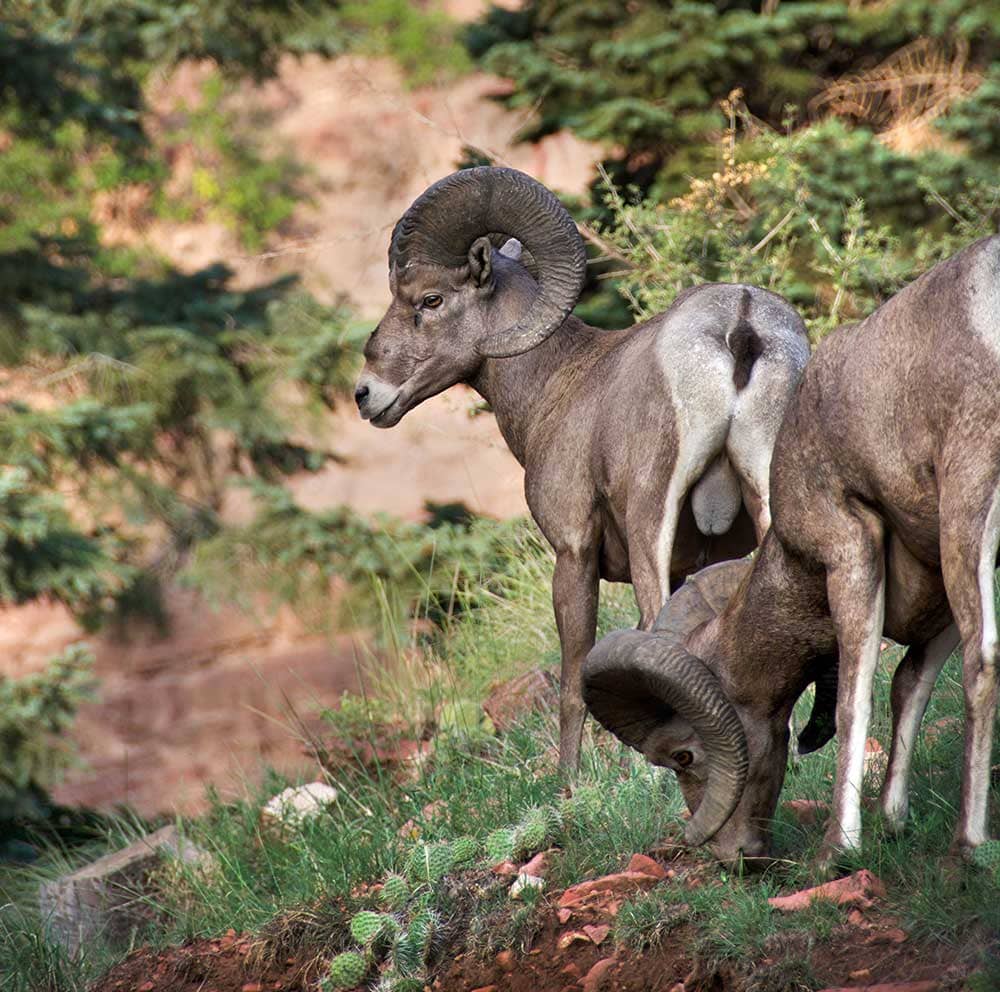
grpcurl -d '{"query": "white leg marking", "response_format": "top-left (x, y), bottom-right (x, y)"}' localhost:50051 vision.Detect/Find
top-left (964, 485), bottom-right (1000, 846)
top-left (978, 487), bottom-right (1000, 659)
top-left (882, 624), bottom-right (959, 829)
top-left (836, 580), bottom-right (886, 851)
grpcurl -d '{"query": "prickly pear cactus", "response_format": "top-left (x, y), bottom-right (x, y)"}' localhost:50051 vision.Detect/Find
top-left (349, 910), bottom-right (396, 945)
top-left (559, 785), bottom-right (602, 827)
top-left (972, 840), bottom-right (1000, 882)
top-left (375, 974), bottom-right (425, 992)
top-left (380, 872), bottom-right (411, 909)
top-left (405, 841), bottom-right (455, 884)
top-left (321, 950), bottom-right (367, 991)
top-left (513, 805), bottom-right (560, 857)
top-left (392, 926), bottom-right (425, 976)
top-left (451, 835), bottom-right (479, 867)
top-left (484, 827), bottom-right (515, 864)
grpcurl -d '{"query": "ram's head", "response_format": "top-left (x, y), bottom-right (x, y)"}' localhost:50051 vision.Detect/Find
top-left (583, 560), bottom-right (782, 864)
top-left (354, 167), bottom-right (587, 427)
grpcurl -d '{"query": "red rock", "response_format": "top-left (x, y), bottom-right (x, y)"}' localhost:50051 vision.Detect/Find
top-left (557, 930), bottom-right (593, 949)
top-left (560, 963), bottom-right (582, 979)
top-left (924, 717), bottom-right (960, 745)
top-left (864, 738), bottom-right (887, 777)
top-left (521, 851), bottom-right (551, 877)
top-left (847, 908), bottom-right (868, 927)
top-left (496, 950), bottom-right (515, 972)
top-left (397, 818), bottom-right (420, 839)
top-left (491, 860), bottom-right (519, 876)
top-left (849, 970), bottom-right (872, 981)
top-left (138, 984), bottom-right (155, 992)
top-left (768, 870), bottom-right (886, 912)
top-left (783, 799), bottom-right (828, 826)
top-left (483, 668), bottom-right (558, 731)
top-left (470, 986), bottom-right (497, 992)
top-left (557, 871), bottom-right (660, 909)
top-left (582, 957), bottom-right (617, 992)
top-left (557, 907), bottom-right (573, 924)
top-left (583, 923), bottom-right (611, 945)
top-left (240, 984), bottom-right (262, 992)
top-left (626, 853), bottom-right (667, 879)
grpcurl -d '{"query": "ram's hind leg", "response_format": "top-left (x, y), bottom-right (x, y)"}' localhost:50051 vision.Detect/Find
top-left (881, 624), bottom-right (959, 833)
top-left (821, 509), bottom-right (886, 862)
top-left (940, 476), bottom-right (1000, 855)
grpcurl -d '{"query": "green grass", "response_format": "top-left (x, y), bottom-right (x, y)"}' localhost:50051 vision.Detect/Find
top-left (3, 531), bottom-right (1000, 990)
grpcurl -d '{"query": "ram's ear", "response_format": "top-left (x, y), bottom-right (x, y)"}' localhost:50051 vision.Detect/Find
top-left (499, 238), bottom-right (522, 261)
top-left (467, 236), bottom-right (494, 288)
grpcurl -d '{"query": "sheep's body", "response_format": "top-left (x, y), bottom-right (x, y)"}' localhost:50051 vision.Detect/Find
top-left (584, 235), bottom-right (1000, 864)
top-left (354, 167), bottom-right (808, 771)
top-left (479, 280), bottom-right (809, 618)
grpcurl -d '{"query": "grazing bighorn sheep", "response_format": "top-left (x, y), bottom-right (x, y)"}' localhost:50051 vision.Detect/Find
top-left (584, 234), bottom-right (1000, 865)
top-left (355, 166), bottom-right (810, 772)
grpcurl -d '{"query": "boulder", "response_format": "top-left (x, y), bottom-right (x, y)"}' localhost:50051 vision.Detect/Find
top-left (39, 825), bottom-right (207, 955)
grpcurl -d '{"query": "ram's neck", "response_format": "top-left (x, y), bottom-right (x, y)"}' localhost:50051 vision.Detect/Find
top-left (470, 314), bottom-right (601, 467)
top-left (689, 531), bottom-right (835, 704)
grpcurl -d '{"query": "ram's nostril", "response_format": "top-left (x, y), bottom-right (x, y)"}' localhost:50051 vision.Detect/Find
top-left (354, 385), bottom-right (369, 407)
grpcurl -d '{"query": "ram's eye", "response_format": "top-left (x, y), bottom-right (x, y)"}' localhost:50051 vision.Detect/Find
top-left (421, 294), bottom-right (443, 309)
top-left (673, 750), bottom-right (694, 769)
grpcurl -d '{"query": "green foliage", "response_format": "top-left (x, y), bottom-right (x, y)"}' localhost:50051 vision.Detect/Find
top-left (469, 0), bottom-right (1000, 323)
top-left (184, 485), bottom-right (532, 632)
top-left (154, 72), bottom-right (309, 250)
top-left (470, 0), bottom-right (1000, 193)
top-left (598, 112), bottom-right (1000, 340)
top-left (340, 0), bottom-right (471, 86)
top-left (0, 645), bottom-right (96, 822)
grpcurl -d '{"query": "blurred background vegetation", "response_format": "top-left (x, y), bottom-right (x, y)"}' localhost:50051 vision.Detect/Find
top-left (3, 0), bottom-right (1000, 851)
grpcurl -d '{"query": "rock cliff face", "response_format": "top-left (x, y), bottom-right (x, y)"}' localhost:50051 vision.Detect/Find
top-left (2, 41), bottom-right (600, 816)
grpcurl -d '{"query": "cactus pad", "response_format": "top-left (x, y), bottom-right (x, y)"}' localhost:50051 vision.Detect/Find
top-left (451, 835), bottom-right (480, 867)
top-left (380, 872), bottom-right (411, 909)
top-left (404, 841), bottom-right (455, 883)
top-left (485, 827), bottom-right (516, 864)
top-left (322, 950), bottom-right (367, 991)
top-left (349, 909), bottom-right (396, 945)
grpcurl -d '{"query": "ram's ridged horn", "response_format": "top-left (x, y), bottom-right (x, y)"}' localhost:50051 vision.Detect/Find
top-left (388, 166), bottom-right (587, 358)
top-left (583, 629), bottom-right (749, 847)
top-left (651, 559), bottom-right (753, 641)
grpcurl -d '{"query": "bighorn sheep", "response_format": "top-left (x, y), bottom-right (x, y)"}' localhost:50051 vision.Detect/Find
top-left (584, 235), bottom-right (1000, 864)
top-left (355, 166), bottom-right (810, 772)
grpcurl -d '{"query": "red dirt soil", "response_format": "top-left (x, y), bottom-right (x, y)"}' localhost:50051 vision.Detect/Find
top-left (90, 861), bottom-right (975, 992)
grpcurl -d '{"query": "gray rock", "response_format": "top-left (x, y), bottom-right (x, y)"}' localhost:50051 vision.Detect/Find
top-left (38, 824), bottom-right (207, 955)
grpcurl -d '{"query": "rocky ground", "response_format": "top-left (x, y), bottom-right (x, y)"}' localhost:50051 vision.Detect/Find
top-left (89, 849), bottom-right (966, 992)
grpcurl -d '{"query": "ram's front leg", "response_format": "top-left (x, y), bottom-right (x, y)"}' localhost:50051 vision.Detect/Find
top-left (553, 546), bottom-right (600, 775)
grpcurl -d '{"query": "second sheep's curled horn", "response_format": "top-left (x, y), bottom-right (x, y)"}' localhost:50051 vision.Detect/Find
top-left (388, 167), bottom-right (587, 358)
top-left (583, 630), bottom-right (749, 847)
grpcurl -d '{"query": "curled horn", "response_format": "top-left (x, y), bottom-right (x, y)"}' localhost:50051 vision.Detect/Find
top-left (583, 630), bottom-right (749, 847)
top-left (388, 167), bottom-right (587, 358)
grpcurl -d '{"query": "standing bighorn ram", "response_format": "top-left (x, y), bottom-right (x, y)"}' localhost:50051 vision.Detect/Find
top-left (355, 166), bottom-right (809, 771)
top-left (584, 235), bottom-right (1000, 864)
